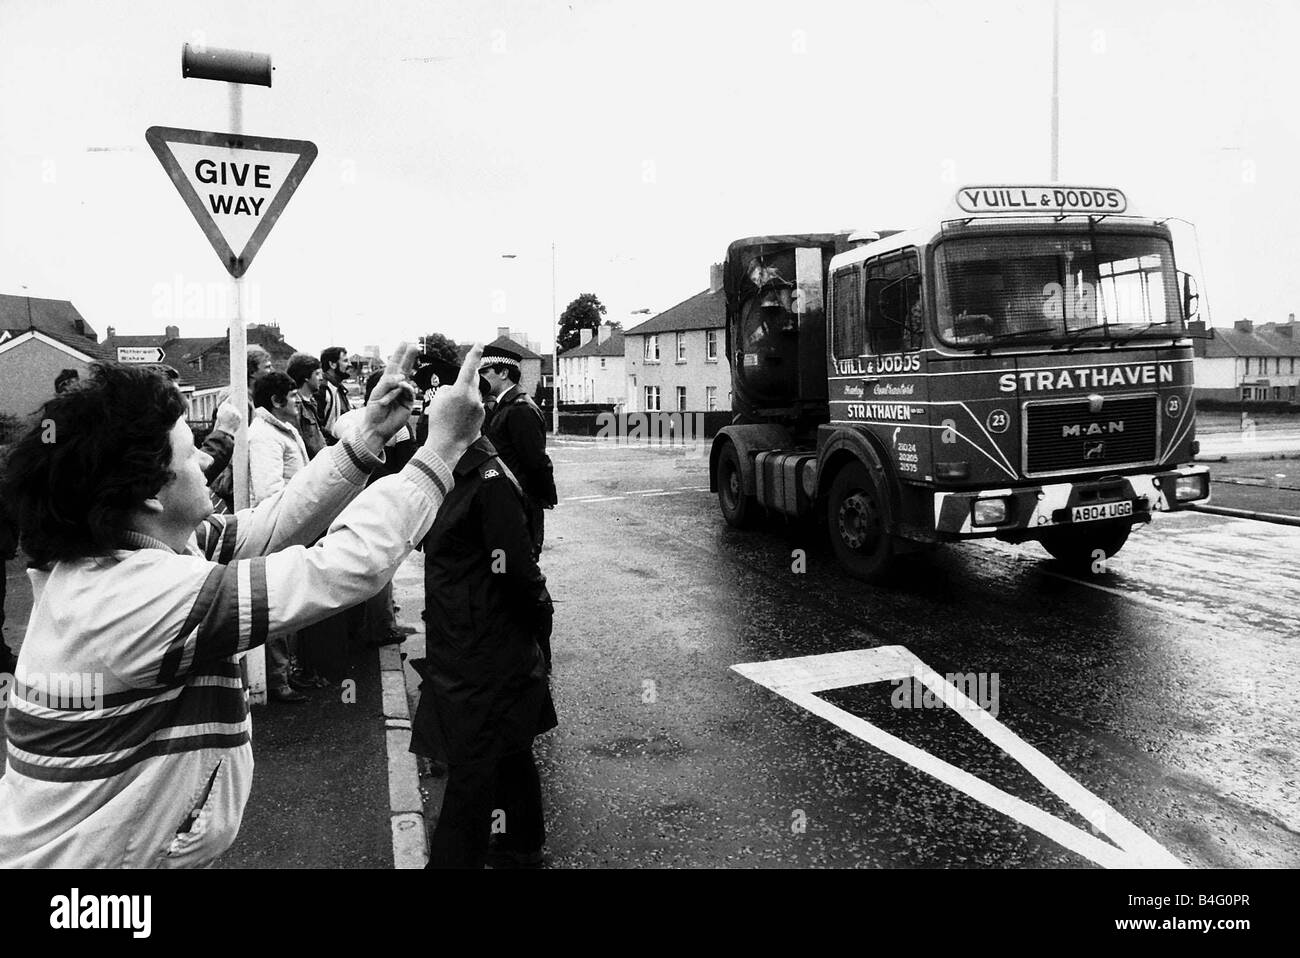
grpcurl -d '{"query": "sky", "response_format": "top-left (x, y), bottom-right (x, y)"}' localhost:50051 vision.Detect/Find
top-left (2, 0), bottom-right (1297, 359)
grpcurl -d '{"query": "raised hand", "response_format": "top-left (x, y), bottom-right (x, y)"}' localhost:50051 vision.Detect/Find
top-left (336, 343), bottom-right (418, 456)
top-left (423, 343), bottom-right (485, 468)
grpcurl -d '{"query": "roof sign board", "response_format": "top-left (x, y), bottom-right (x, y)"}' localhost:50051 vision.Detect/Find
top-left (145, 126), bottom-right (317, 278)
top-left (117, 346), bottom-right (166, 363)
top-left (956, 186), bottom-right (1127, 216)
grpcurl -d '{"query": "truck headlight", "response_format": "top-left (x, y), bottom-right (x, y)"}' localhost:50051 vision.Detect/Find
top-left (1174, 474), bottom-right (1208, 502)
top-left (973, 497), bottom-right (1009, 526)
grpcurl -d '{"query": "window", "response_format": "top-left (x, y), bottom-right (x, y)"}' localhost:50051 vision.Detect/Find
top-left (676, 332), bottom-right (686, 362)
top-left (864, 250), bottom-right (923, 355)
top-left (706, 385), bottom-right (718, 410)
top-left (706, 329), bottom-right (718, 362)
top-left (676, 386), bottom-right (687, 411)
top-left (644, 385), bottom-right (660, 411)
top-left (831, 266), bottom-right (863, 359)
top-left (644, 335), bottom-right (660, 362)
top-left (600, 357), bottom-right (606, 369)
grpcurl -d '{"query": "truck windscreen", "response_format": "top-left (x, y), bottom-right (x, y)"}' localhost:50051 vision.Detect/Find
top-left (933, 232), bottom-right (1184, 348)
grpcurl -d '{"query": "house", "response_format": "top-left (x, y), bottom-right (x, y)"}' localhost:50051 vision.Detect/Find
top-left (558, 326), bottom-right (625, 407)
top-left (0, 294), bottom-right (113, 423)
top-left (1193, 317), bottom-right (1300, 404)
top-left (623, 268), bottom-right (730, 414)
top-left (103, 322), bottom-right (300, 423)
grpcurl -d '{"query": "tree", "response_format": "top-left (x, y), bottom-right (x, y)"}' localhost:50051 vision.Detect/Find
top-left (557, 293), bottom-right (607, 353)
top-left (419, 332), bottom-right (460, 365)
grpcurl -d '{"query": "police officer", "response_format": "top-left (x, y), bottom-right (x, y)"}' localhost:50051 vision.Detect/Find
top-left (410, 358), bottom-right (557, 868)
top-left (478, 346), bottom-right (556, 558)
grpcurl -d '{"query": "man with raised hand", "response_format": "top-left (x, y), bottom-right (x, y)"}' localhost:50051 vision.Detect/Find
top-left (0, 343), bottom-right (485, 868)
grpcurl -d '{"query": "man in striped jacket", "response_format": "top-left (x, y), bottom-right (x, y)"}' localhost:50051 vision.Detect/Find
top-left (0, 343), bottom-right (486, 868)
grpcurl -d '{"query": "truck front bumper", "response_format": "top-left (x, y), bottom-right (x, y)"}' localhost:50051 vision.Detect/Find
top-left (932, 466), bottom-right (1211, 538)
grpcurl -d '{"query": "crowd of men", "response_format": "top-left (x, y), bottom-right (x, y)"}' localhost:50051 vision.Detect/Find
top-left (0, 339), bottom-right (559, 869)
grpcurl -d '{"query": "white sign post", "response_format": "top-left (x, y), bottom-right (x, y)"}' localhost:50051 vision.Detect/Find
top-left (148, 55), bottom-right (316, 706)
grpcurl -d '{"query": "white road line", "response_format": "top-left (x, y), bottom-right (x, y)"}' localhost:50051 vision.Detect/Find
top-left (640, 490), bottom-right (686, 496)
top-left (733, 647), bottom-right (1184, 870)
top-left (626, 489), bottom-right (665, 494)
top-left (582, 496), bottom-right (626, 502)
top-left (564, 494), bottom-right (606, 501)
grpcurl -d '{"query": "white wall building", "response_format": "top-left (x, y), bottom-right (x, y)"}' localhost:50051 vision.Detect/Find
top-left (558, 325), bottom-right (625, 406)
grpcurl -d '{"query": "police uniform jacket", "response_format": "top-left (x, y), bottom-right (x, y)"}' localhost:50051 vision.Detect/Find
top-left (411, 437), bottom-right (557, 766)
top-left (484, 385), bottom-right (555, 506)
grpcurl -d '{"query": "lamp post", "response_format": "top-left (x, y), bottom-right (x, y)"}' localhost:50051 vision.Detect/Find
top-left (1050, 0), bottom-right (1060, 182)
top-left (500, 245), bottom-right (560, 432)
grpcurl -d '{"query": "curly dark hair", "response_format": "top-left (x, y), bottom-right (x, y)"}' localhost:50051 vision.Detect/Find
top-left (0, 362), bottom-right (187, 567)
top-left (253, 371), bottom-right (296, 410)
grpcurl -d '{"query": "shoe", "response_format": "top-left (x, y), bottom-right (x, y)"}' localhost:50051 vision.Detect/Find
top-left (486, 846), bottom-right (545, 868)
top-left (269, 686), bottom-right (309, 704)
top-left (368, 626), bottom-right (414, 647)
top-left (289, 669), bottom-right (330, 690)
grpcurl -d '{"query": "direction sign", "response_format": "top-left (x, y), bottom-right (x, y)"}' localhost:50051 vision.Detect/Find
top-left (117, 346), bottom-right (166, 363)
top-left (145, 126), bottom-right (317, 278)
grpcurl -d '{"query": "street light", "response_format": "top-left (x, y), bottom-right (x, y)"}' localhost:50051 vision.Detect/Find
top-left (499, 245), bottom-right (559, 432)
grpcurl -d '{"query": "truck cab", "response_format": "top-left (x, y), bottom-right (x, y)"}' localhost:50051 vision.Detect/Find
top-left (710, 186), bottom-right (1212, 579)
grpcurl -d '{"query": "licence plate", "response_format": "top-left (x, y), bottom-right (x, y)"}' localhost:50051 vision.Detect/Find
top-left (1070, 500), bottom-right (1133, 524)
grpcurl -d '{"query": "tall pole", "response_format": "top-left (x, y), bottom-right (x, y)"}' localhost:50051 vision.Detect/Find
top-left (229, 83), bottom-right (250, 514)
top-left (1050, 0), bottom-right (1060, 182)
top-left (552, 241), bottom-right (559, 433)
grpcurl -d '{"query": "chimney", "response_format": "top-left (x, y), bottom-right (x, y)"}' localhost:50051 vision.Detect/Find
top-left (598, 324), bottom-right (612, 344)
top-left (497, 326), bottom-right (511, 341)
top-left (106, 325), bottom-right (116, 340)
top-left (709, 263), bottom-right (724, 294)
top-left (580, 328), bottom-right (593, 346)
top-left (1188, 319), bottom-right (1207, 357)
top-left (165, 324), bottom-right (180, 340)
top-left (1234, 318), bottom-right (1253, 334)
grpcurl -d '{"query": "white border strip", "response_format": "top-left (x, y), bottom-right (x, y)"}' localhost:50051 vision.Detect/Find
top-left (732, 647), bottom-right (1183, 869)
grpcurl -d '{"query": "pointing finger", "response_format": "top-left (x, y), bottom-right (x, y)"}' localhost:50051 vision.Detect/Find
top-left (457, 343), bottom-right (484, 389)
top-left (384, 342), bottom-right (419, 378)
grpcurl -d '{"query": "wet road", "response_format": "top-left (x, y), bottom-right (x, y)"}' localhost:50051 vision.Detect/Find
top-left (536, 438), bottom-right (1300, 868)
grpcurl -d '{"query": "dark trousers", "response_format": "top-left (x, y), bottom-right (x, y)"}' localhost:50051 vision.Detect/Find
top-left (427, 748), bottom-right (544, 869)
top-left (529, 501), bottom-right (545, 558)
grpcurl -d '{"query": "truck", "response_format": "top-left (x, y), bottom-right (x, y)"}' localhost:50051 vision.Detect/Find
top-left (709, 185), bottom-right (1212, 580)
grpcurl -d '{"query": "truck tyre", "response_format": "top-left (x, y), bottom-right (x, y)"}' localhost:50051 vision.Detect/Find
top-left (827, 462), bottom-right (895, 581)
top-left (1039, 520), bottom-right (1133, 571)
top-left (717, 442), bottom-right (757, 529)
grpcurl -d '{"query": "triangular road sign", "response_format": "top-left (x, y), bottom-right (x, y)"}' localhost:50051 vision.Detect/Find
top-left (145, 126), bottom-right (317, 278)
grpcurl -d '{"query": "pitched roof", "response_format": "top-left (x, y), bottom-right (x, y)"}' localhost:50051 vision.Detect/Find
top-left (0, 293), bottom-right (99, 343)
top-left (625, 289), bottom-right (724, 336)
top-left (564, 330), bottom-right (625, 358)
top-left (0, 328), bottom-right (114, 362)
top-left (1203, 325), bottom-right (1300, 359)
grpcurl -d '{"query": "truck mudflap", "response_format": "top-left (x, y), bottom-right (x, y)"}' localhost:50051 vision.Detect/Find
top-left (933, 466), bottom-right (1211, 538)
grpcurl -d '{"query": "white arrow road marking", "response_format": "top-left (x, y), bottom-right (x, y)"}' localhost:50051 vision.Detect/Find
top-left (732, 647), bottom-right (1184, 869)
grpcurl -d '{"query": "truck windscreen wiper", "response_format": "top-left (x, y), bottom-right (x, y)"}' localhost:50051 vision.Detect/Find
top-left (1109, 322), bottom-right (1179, 347)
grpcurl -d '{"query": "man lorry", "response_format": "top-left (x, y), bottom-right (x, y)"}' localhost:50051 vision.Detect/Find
top-left (709, 185), bottom-right (1211, 580)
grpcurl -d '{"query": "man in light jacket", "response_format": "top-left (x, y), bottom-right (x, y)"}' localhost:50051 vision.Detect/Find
top-left (0, 344), bottom-right (485, 868)
top-left (249, 370), bottom-right (312, 703)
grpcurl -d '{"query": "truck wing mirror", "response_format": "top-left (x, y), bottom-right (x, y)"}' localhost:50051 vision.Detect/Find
top-left (1179, 271), bottom-right (1200, 322)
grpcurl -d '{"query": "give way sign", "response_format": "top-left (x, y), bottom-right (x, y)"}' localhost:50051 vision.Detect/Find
top-left (145, 126), bottom-right (317, 278)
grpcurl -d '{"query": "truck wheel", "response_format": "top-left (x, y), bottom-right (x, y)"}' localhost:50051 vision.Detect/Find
top-left (1039, 520), bottom-right (1133, 571)
top-left (827, 462), bottom-right (895, 581)
top-left (717, 443), bottom-right (757, 529)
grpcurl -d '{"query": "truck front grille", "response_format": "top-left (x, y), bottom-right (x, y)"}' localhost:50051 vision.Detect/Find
top-left (1025, 396), bottom-right (1158, 476)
